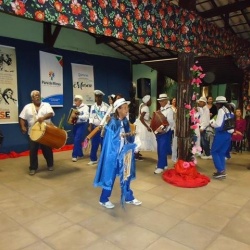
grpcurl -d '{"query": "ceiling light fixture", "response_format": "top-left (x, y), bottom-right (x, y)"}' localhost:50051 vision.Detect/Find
top-left (141, 57), bottom-right (178, 63)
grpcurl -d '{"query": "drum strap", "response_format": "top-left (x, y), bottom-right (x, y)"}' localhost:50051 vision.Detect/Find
top-left (32, 103), bottom-right (37, 124)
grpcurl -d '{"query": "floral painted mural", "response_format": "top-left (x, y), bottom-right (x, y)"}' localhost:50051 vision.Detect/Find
top-left (1, 0), bottom-right (250, 105)
top-left (0, 0), bottom-right (250, 61)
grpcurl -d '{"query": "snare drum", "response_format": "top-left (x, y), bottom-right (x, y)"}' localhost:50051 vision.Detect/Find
top-left (30, 122), bottom-right (67, 149)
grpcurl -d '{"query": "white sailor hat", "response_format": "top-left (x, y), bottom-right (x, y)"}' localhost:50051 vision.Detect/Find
top-left (157, 93), bottom-right (168, 101)
top-left (94, 90), bottom-right (105, 96)
top-left (74, 95), bottom-right (83, 100)
top-left (215, 96), bottom-right (227, 103)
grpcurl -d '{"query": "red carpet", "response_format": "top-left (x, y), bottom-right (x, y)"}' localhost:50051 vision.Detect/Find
top-left (0, 144), bottom-right (73, 160)
top-left (163, 159), bottom-right (210, 188)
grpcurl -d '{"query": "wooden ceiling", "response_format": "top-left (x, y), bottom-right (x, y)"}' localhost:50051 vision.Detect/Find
top-left (92, 0), bottom-right (250, 84)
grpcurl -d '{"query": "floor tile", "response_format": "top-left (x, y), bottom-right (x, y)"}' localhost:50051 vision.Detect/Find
top-left (165, 221), bottom-right (217, 250)
top-left (0, 150), bottom-right (250, 249)
top-left (44, 225), bottom-right (98, 249)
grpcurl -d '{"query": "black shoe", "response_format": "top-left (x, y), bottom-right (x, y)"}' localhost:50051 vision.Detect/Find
top-left (48, 166), bottom-right (54, 171)
top-left (135, 156), bottom-right (143, 161)
top-left (29, 170), bottom-right (36, 175)
top-left (213, 171), bottom-right (226, 179)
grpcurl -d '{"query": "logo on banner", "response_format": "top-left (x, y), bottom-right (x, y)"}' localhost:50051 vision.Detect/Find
top-left (41, 70), bottom-right (61, 87)
top-left (49, 70), bottom-right (55, 80)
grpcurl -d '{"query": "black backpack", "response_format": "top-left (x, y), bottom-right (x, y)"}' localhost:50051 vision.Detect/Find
top-left (222, 108), bottom-right (235, 131)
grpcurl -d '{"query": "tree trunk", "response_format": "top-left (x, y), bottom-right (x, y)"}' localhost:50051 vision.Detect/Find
top-left (176, 52), bottom-right (194, 161)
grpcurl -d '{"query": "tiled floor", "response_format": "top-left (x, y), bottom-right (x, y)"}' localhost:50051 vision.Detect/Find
top-left (0, 149), bottom-right (250, 250)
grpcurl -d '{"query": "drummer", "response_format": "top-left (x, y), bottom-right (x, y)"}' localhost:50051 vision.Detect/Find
top-left (154, 93), bottom-right (174, 174)
top-left (19, 90), bottom-right (55, 175)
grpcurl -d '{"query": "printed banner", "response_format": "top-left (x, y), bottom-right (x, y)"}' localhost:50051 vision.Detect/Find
top-left (71, 63), bottom-right (95, 105)
top-left (0, 45), bottom-right (18, 124)
top-left (40, 51), bottom-right (63, 107)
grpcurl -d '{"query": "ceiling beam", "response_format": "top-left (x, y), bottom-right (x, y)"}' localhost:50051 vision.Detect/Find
top-left (198, 1), bottom-right (250, 18)
top-left (43, 23), bottom-right (61, 48)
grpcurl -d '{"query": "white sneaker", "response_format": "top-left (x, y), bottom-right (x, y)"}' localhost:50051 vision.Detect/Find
top-left (201, 155), bottom-right (211, 160)
top-left (208, 155), bottom-right (212, 159)
top-left (164, 166), bottom-right (168, 170)
top-left (72, 158), bottom-right (77, 162)
top-left (99, 201), bottom-right (115, 209)
top-left (88, 161), bottom-right (98, 165)
top-left (77, 156), bottom-right (84, 160)
top-left (126, 198), bottom-right (142, 206)
top-left (154, 168), bottom-right (164, 174)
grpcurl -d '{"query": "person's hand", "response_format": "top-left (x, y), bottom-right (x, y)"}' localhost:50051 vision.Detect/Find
top-left (21, 126), bottom-right (27, 134)
top-left (210, 119), bottom-right (215, 127)
top-left (37, 117), bottom-right (45, 123)
top-left (88, 124), bottom-right (92, 132)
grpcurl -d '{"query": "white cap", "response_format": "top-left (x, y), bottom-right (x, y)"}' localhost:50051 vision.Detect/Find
top-left (108, 94), bottom-right (115, 99)
top-left (74, 95), bottom-right (83, 100)
top-left (197, 96), bottom-right (207, 103)
top-left (157, 93), bottom-right (168, 101)
top-left (113, 98), bottom-right (130, 111)
top-left (142, 95), bottom-right (150, 104)
top-left (215, 96), bottom-right (227, 103)
top-left (94, 90), bottom-right (105, 96)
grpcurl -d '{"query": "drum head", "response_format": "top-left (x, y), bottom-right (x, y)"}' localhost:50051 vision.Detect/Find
top-left (30, 122), bottom-right (46, 141)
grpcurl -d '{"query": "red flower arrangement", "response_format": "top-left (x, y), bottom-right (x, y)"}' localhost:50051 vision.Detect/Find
top-left (162, 61), bottom-right (210, 188)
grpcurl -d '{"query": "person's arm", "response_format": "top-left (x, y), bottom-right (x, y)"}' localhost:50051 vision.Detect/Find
top-left (139, 112), bottom-right (151, 131)
top-left (19, 118), bottom-right (27, 134)
top-left (211, 109), bottom-right (224, 128)
top-left (37, 113), bottom-right (53, 123)
top-left (78, 105), bottom-right (89, 122)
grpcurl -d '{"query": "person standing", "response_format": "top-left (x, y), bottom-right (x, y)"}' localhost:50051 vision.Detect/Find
top-left (71, 95), bottom-right (89, 162)
top-left (210, 96), bottom-right (234, 179)
top-left (94, 98), bottom-right (142, 208)
top-left (154, 93), bottom-right (174, 174)
top-left (134, 95), bottom-right (157, 154)
top-left (197, 96), bottom-right (212, 159)
top-left (231, 108), bottom-right (246, 153)
top-left (206, 95), bottom-right (217, 119)
top-left (19, 90), bottom-right (54, 175)
top-left (170, 97), bottom-right (178, 163)
top-left (87, 90), bottom-right (109, 165)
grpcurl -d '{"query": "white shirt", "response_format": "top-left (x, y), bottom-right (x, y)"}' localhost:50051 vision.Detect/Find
top-left (160, 103), bottom-right (174, 132)
top-left (75, 103), bottom-right (89, 123)
top-left (199, 105), bottom-right (210, 130)
top-left (89, 102), bottom-right (109, 126)
top-left (19, 102), bottom-right (54, 134)
top-left (211, 107), bottom-right (234, 133)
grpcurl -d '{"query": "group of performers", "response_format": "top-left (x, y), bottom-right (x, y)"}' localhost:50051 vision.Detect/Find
top-left (18, 88), bottom-right (247, 208)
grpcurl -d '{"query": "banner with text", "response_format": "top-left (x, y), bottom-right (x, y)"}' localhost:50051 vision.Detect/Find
top-left (40, 51), bottom-right (63, 107)
top-left (0, 45), bottom-right (18, 124)
top-left (71, 63), bottom-right (95, 105)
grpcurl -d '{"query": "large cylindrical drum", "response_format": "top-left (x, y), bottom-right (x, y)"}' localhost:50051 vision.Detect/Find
top-left (30, 122), bottom-right (67, 149)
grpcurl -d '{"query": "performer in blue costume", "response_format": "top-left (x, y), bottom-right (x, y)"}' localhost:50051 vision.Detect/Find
top-left (94, 98), bottom-right (142, 209)
top-left (210, 96), bottom-right (234, 179)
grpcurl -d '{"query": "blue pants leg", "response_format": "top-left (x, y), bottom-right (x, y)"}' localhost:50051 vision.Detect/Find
top-left (211, 132), bottom-right (231, 172)
top-left (90, 128), bottom-right (102, 161)
top-left (156, 131), bottom-right (172, 169)
top-left (100, 163), bottom-right (134, 203)
top-left (72, 123), bottom-right (87, 158)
